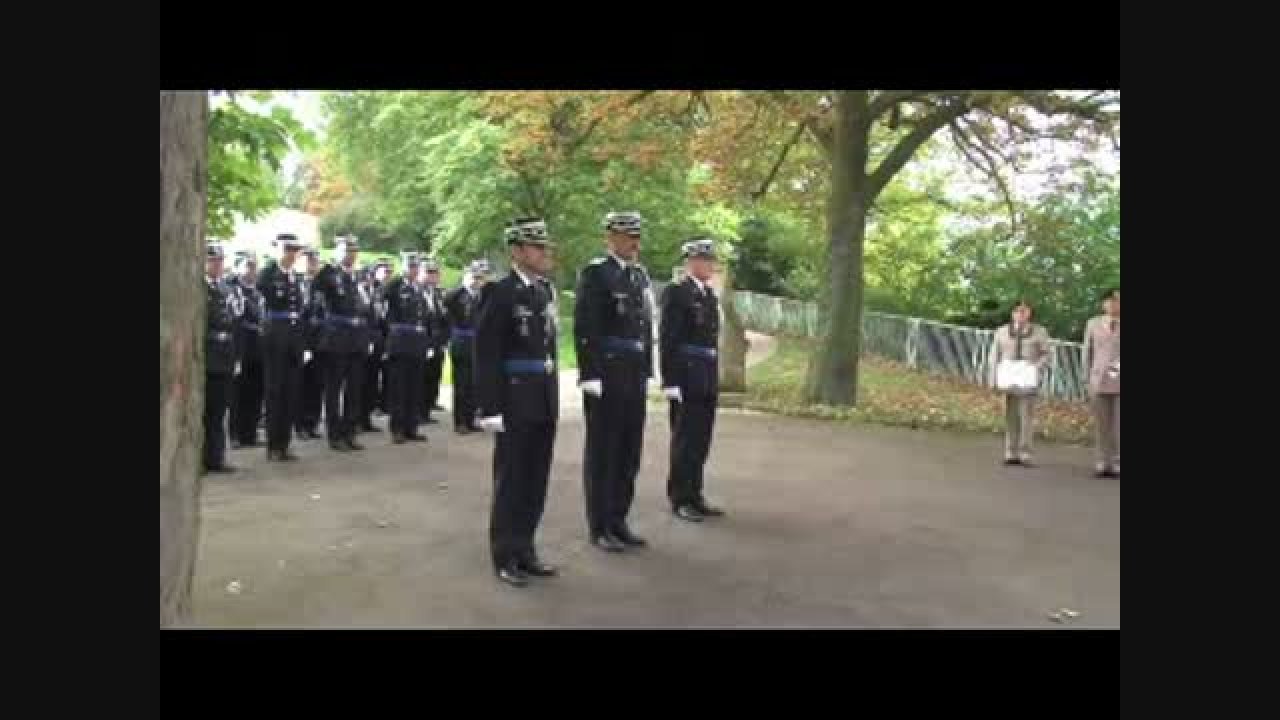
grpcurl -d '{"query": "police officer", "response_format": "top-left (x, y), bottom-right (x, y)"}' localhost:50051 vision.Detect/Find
top-left (420, 259), bottom-right (449, 424)
top-left (384, 252), bottom-right (432, 444)
top-left (257, 233), bottom-right (308, 462)
top-left (574, 211), bottom-right (654, 553)
top-left (228, 251), bottom-right (266, 449)
top-left (475, 218), bottom-right (560, 587)
top-left (204, 243), bottom-right (239, 474)
top-left (357, 259), bottom-right (390, 434)
top-left (661, 238), bottom-right (727, 521)
top-left (311, 236), bottom-right (371, 452)
top-left (444, 259), bottom-right (490, 434)
top-left (296, 248), bottom-right (326, 440)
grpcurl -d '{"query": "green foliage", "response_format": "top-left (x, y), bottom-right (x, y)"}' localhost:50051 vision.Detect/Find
top-left (206, 94), bottom-right (313, 238)
top-left (313, 91), bottom-right (1118, 343)
top-left (945, 171), bottom-right (1120, 340)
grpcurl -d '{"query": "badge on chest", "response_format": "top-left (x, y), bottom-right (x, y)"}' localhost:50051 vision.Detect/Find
top-left (514, 304), bottom-right (534, 337)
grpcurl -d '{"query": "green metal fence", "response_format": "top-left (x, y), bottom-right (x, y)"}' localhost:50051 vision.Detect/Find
top-left (730, 290), bottom-right (1089, 402)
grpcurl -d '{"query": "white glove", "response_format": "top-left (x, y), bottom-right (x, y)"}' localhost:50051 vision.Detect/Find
top-left (579, 379), bottom-right (604, 398)
top-left (426, 348), bottom-right (435, 359)
top-left (478, 415), bottom-right (505, 433)
top-left (303, 350), bottom-right (313, 364)
top-left (381, 352), bottom-right (390, 362)
top-left (368, 343), bottom-right (375, 356)
top-left (663, 387), bottom-right (682, 402)
top-left (234, 361), bottom-right (242, 377)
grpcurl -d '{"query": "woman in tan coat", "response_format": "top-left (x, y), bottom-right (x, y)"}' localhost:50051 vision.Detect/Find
top-left (1082, 288), bottom-right (1120, 477)
top-left (987, 300), bottom-right (1052, 466)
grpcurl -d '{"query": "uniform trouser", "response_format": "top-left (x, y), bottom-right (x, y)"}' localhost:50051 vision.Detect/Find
top-left (298, 352), bottom-right (325, 431)
top-left (387, 354), bottom-right (425, 437)
top-left (377, 355), bottom-right (390, 412)
top-left (1091, 394), bottom-right (1121, 468)
top-left (422, 349), bottom-right (445, 417)
top-left (230, 356), bottom-right (264, 444)
top-left (668, 395), bottom-right (718, 508)
top-left (490, 419), bottom-right (556, 569)
top-left (450, 342), bottom-right (476, 428)
top-left (323, 351), bottom-right (364, 442)
top-left (203, 372), bottom-right (231, 470)
top-left (263, 343), bottom-right (303, 453)
top-left (583, 366), bottom-right (647, 537)
top-left (1004, 393), bottom-right (1037, 457)
top-left (361, 348), bottom-right (383, 424)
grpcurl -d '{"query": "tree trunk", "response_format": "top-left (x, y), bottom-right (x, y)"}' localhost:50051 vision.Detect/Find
top-left (160, 91), bottom-right (209, 627)
top-left (717, 264), bottom-right (748, 394)
top-left (806, 91), bottom-right (870, 407)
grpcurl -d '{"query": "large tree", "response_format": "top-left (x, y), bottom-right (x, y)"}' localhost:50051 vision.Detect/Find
top-left (160, 91), bottom-right (208, 626)
top-left (685, 90), bottom-right (1119, 405)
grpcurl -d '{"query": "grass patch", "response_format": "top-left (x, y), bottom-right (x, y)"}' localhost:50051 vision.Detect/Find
top-left (746, 338), bottom-right (1094, 445)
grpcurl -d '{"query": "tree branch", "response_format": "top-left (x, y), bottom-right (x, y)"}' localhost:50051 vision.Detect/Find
top-left (733, 99), bottom-right (764, 143)
top-left (565, 91), bottom-right (654, 156)
top-left (966, 118), bottom-right (1020, 173)
top-left (868, 91), bottom-right (927, 120)
top-left (751, 119), bottom-right (809, 202)
top-left (806, 123), bottom-right (834, 157)
top-left (866, 100), bottom-right (969, 199)
top-left (949, 120), bottom-right (1019, 239)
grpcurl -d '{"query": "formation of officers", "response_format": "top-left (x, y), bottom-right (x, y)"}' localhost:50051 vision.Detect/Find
top-left (202, 211), bottom-right (727, 589)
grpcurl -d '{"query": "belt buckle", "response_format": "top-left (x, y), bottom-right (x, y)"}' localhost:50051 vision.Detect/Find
top-left (544, 358), bottom-right (554, 374)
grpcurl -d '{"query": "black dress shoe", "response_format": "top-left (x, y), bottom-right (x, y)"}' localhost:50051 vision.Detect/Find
top-left (423, 416), bottom-right (440, 425)
top-left (674, 504), bottom-right (706, 522)
top-left (360, 423), bottom-right (381, 433)
top-left (205, 464), bottom-right (237, 474)
top-left (346, 437), bottom-right (365, 451)
top-left (406, 434), bottom-right (428, 443)
top-left (329, 440), bottom-right (352, 452)
top-left (519, 558), bottom-right (559, 577)
top-left (468, 423), bottom-right (483, 433)
top-left (392, 433), bottom-right (407, 445)
top-left (1003, 457), bottom-right (1021, 466)
top-left (612, 525), bottom-right (647, 547)
top-left (591, 534), bottom-right (627, 553)
top-left (433, 404), bottom-right (446, 412)
top-left (455, 426), bottom-right (474, 435)
top-left (496, 564), bottom-right (529, 587)
top-left (280, 450), bottom-right (300, 462)
top-left (694, 500), bottom-right (725, 517)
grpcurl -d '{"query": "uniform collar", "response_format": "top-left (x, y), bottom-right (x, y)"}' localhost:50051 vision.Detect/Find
top-left (687, 275), bottom-right (707, 295)
top-left (609, 252), bottom-right (633, 269)
top-left (513, 266), bottom-right (537, 287)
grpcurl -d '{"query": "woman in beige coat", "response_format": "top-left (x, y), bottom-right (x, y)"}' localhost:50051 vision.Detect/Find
top-left (1082, 288), bottom-right (1120, 477)
top-left (987, 301), bottom-right (1052, 466)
